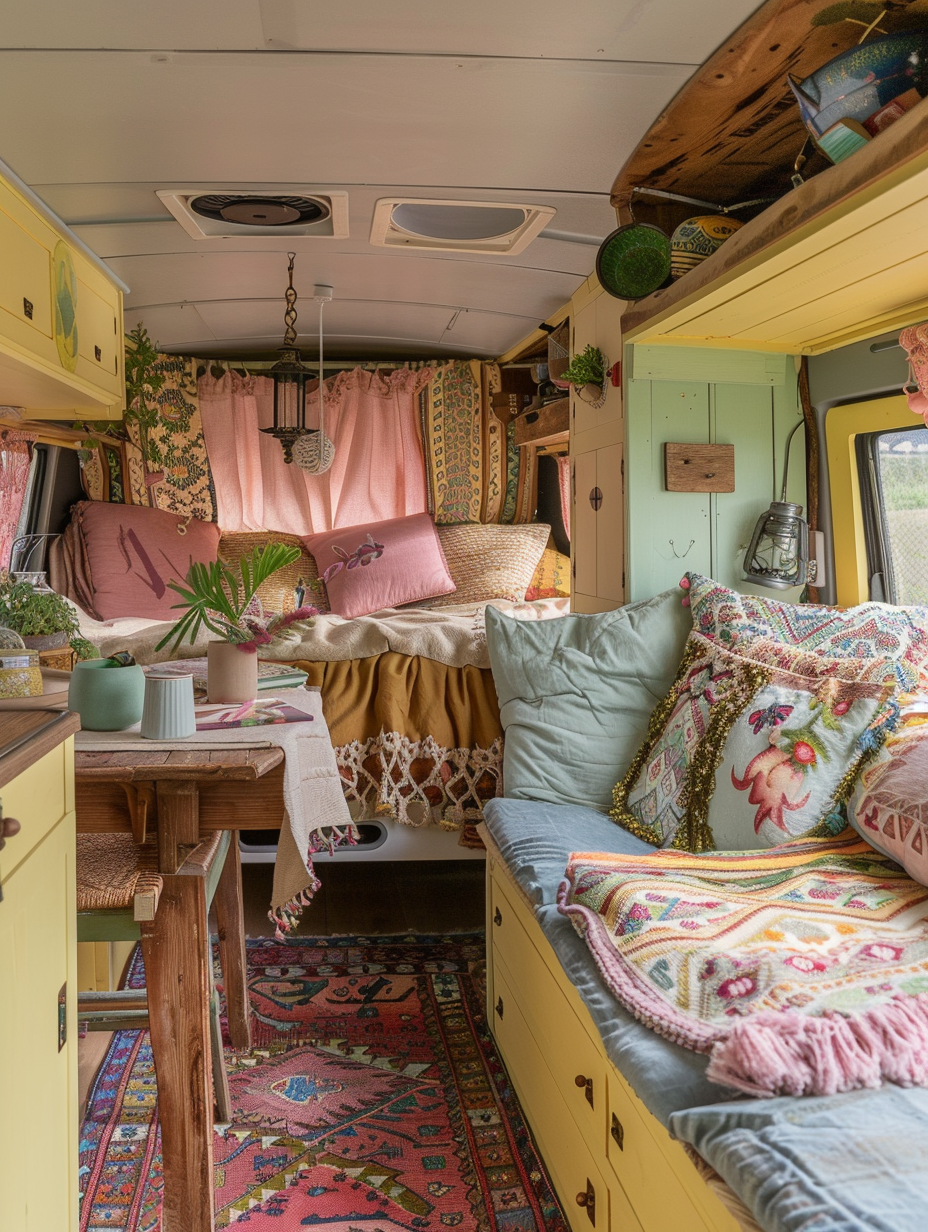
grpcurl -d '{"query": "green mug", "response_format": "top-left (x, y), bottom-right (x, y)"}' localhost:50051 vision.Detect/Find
top-left (67, 658), bottom-right (146, 731)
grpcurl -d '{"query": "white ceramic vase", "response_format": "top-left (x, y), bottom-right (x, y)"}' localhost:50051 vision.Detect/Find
top-left (207, 641), bottom-right (258, 704)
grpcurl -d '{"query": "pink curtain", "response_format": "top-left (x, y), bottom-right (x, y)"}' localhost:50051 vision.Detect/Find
top-left (0, 430), bottom-right (35, 569)
top-left (199, 367), bottom-right (431, 533)
top-left (557, 454), bottom-right (571, 540)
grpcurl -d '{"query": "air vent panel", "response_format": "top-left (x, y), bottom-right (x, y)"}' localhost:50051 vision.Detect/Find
top-left (371, 198), bottom-right (556, 255)
top-left (157, 188), bottom-right (348, 238)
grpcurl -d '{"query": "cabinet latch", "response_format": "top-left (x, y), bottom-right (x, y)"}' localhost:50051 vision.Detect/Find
top-left (574, 1073), bottom-right (594, 1108)
top-left (58, 983), bottom-right (68, 1051)
top-left (575, 1179), bottom-right (596, 1225)
top-left (493, 906), bottom-right (502, 927)
top-left (611, 1113), bottom-right (625, 1151)
top-left (23, 297), bottom-right (33, 320)
top-left (495, 996), bottom-right (504, 1020)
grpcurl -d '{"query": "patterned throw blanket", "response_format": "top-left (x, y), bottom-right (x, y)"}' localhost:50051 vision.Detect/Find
top-left (558, 830), bottom-right (928, 1098)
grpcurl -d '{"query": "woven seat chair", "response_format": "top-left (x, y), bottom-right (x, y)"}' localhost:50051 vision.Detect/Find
top-left (76, 830), bottom-right (247, 1121)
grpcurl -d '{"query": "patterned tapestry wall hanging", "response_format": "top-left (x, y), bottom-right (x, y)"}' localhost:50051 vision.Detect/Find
top-left (420, 360), bottom-right (536, 525)
top-left (81, 351), bottom-right (218, 521)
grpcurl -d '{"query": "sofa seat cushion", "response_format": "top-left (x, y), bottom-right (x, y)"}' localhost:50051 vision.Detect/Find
top-left (485, 587), bottom-right (692, 812)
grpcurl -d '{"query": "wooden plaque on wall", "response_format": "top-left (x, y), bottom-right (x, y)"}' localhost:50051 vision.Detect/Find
top-left (664, 442), bottom-right (735, 493)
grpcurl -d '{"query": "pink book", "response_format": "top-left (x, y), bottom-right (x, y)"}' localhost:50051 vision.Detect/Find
top-left (194, 697), bottom-right (315, 731)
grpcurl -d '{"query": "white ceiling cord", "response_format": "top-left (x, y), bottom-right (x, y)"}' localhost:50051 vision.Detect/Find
top-left (293, 285), bottom-right (335, 474)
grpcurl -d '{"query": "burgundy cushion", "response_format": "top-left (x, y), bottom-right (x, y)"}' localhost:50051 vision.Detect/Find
top-left (303, 513), bottom-right (455, 618)
top-left (75, 501), bottom-right (221, 621)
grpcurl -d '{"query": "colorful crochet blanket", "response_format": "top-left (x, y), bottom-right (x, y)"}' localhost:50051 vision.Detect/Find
top-left (558, 830), bottom-right (928, 1098)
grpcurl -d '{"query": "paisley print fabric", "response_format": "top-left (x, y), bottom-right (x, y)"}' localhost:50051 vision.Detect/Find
top-left (612, 632), bottom-right (898, 852)
top-left (558, 831), bottom-right (928, 1097)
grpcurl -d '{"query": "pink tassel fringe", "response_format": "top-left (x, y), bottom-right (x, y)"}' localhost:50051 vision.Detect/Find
top-left (707, 993), bottom-right (928, 1097)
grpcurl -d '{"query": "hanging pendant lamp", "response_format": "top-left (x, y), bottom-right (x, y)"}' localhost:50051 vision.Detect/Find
top-left (743, 421), bottom-right (811, 590)
top-left (261, 252), bottom-right (312, 464)
top-left (292, 284), bottom-right (335, 475)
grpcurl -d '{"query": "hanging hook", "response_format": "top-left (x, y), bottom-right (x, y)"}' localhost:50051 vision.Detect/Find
top-left (669, 539), bottom-right (695, 559)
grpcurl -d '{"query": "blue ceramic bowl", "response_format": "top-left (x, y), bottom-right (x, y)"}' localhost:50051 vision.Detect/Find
top-left (789, 29), bottom-right (928, 137)
top-left (68, 658), bottom-right (146, 731)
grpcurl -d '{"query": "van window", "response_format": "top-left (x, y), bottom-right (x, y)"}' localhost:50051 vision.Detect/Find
top-left (858, 425), bottom-right (928, 604)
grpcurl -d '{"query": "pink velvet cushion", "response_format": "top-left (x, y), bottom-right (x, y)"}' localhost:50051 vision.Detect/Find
top-left (848, 722), bottom-right (928, 885)
top-left (303, 513), bottom-right (455, 618)
top-left (75, 501), bottom-right (222, 621)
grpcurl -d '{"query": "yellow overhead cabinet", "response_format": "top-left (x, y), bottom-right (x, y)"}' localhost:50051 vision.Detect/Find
top-left (0, 160), bottom-right (126, 420)
top-left (0, 711), bottom-right (82, 1232)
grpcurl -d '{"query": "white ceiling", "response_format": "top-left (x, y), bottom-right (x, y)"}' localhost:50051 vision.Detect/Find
top-left (0, 1), bottom-right (761, 359)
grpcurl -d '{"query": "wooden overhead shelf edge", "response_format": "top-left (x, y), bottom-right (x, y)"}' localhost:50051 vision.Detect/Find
top-left (620, 95), bottom-right (928, 355)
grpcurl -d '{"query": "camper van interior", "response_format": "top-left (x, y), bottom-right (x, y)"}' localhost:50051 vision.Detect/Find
top-left (5, 1), bottom-right (928, 1229)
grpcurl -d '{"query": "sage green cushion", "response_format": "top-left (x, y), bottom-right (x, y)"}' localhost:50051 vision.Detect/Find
top-left (485, 589), bottom-right (692, 812)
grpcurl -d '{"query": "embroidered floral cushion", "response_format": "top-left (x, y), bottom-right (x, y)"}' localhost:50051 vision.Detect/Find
top-left (686, 572), bottom-right (928, 690)
top-left (303, 513), bottom-right (455, 619)
top-left (611, 631), bottom-right (900, 852)
top-left (848, 722), bottom-right (928, 884)
top-left (524, 547), bottom-right (571, 601)
top-left (75, 500), bottom-right (222, 621)
top-left (432, 523), bottom-right (551, 606)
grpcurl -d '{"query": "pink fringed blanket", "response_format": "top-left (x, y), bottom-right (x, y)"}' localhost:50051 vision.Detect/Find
top-left (558, 830), bottom-right (928, 1098)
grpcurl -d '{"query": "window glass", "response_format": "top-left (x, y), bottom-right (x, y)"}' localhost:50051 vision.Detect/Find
top-left (872, 426), bottom-right (928, 604)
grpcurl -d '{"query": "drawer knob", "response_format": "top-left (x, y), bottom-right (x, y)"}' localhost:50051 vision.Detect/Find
top-left (495, 996), bottom-right (504, 1019)
top-left (0, 816), bottom-right (21, 847)
top-left (576, 1181), bottom-right (596, 1225)
top-left (493, 906), bottom-right (502, 926)
top-left (611, 1112), bottom-right (625, 1151)
top-left (574, 1073), bottom-right (594, 1108)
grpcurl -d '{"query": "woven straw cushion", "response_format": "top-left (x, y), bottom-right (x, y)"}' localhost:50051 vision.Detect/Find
top-left (219, 531), bottom-right (329, 614)
top-left (76, 833), bottom-right (162, 912)
top-left (433, 523), bottom-right (551, 606)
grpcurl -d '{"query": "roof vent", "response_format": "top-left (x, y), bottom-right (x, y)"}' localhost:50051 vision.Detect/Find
top-left (371, 198), bottom-right (555, 255)
top-left (156, 188), bottom-right (348, 239)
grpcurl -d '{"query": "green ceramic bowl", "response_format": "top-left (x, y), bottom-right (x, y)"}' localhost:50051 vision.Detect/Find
top-left (596, 223), bottom-right (671, 300)
top-left (68, 658), bottom-right (146, 731)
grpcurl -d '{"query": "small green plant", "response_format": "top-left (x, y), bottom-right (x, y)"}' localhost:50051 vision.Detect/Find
top-left (560, 345), bottom-right (606, 389)
top-left (0, 575), bottom-right (81, 639)
top-left (155, 542), bottom-right (318, 654)
top-left (71, 637), bottom-right (101, 661)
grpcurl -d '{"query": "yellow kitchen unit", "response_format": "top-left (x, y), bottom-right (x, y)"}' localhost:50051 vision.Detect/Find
top-left (0, 157), bottom-right (127, 420)
top-left (0, 710), bottom-right (82, 1232)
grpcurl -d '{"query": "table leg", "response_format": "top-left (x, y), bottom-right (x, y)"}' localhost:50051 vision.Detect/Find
top-left (157, 781), bottom-right (200, 873)
top-left (141, 872), bottom-right (215, 1232)
top-left (213, 837), bottom-right (251, 1050)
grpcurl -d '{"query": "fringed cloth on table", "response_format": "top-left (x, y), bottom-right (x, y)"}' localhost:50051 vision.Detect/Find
top-left (559, 830), bottom-right (928, 1098)
top-left (75, 688), bottom-right (353, 940)
top-left (296, 652), bottom-right (503, 834)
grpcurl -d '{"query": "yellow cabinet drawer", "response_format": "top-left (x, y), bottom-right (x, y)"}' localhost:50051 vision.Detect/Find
top-left (0, 738), bottom-right (71, 879)
top-left (0, 204), bottom-right (52, 339)
top-left (493, 956), bottom-right (642, 1232)
top-left (74, 249), bottom-right (121, 398)
top-left (491, 871), bottom-right (607, 1158)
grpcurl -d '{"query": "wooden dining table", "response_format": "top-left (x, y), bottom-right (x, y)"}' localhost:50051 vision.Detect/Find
top-left (74, 744), bottom-right (288, 1232)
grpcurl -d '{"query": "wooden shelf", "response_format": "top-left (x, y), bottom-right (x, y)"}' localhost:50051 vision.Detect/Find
top-left (620, 95), bottom-right (928, 355)
top-left (513, 397), bottom-right (569, 447)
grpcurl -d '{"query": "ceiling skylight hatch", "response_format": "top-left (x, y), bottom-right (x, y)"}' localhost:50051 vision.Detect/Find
top-left (370, 198), bottom-right (556, 254)
top-left (156, 189), bottom-right (349, 239)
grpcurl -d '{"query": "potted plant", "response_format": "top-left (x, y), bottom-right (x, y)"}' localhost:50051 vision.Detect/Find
top-left (155, 542), bottom-right (319, 702)
top-left (560, 344), bottom-right (607, 397)
top-left (0, 573), bottom-right (98, 657)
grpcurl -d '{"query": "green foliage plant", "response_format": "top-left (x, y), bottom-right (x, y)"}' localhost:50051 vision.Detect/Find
top-left (0, 574), bottom-right (81, 638)
top-left (560, 344), bottom-right (606, 389)
top-left (156, 542), bottom-right (305, 655)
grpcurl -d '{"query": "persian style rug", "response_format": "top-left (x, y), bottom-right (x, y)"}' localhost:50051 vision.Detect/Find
top-left (79, 933), bottom-right (566, 1231)
top-left (559, 830), bottom-right (928, 1099)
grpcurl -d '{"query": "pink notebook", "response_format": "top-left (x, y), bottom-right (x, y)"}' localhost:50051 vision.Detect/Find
top-left (194, 698), bottom-right (315, 731)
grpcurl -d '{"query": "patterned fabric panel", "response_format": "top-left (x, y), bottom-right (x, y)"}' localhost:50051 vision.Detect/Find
top-left (219, 531), bottom-right (329, 614)
top-left (849, 723), bottom-right (928, 884)
top-left (558, 831), bottom-right (928, 1096)
top-left (433, 522), bottom-right (551, 606)
top-left (687, 572), bottom-right (928, 690)
top-left (524, 546), bottom-right (571, 600)
top-left (612, 632), bottom-right (899, 852)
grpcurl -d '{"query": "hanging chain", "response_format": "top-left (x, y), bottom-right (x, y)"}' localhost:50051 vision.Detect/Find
top-left (283, 251), bottom-right (298, 347)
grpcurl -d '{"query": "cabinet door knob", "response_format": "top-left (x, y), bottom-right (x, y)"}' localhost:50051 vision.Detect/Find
top-left (495, 996), bottom-right (504, 1019)
top-left (493, 906), bottom-right (502, 926)
top-left (589, 486), bottom-right (603, 511)
top-left (0, 816), bottom-right (21, 846)
top-left (574, 1074), bottom-right (594, 1108)
top-left (611, 1112), bottom-right (625, 1151)
top-left (575, 1181), bottom-right (596, 1225)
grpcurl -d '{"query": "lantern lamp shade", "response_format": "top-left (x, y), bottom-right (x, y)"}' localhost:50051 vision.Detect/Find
top-left (743, 500), bottom-right (810, 590)
top-left (260, 346), bottom-right (312, 463)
